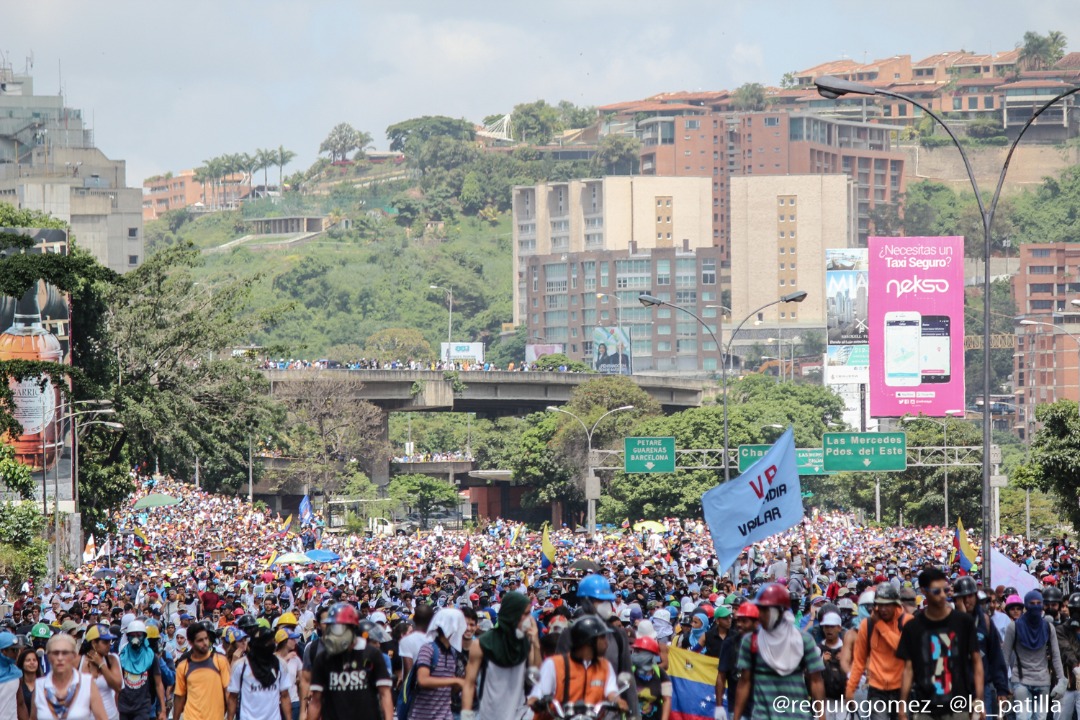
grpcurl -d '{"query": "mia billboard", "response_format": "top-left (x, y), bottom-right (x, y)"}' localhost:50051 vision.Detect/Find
top-left (868, 236), bottom-right (964, 417)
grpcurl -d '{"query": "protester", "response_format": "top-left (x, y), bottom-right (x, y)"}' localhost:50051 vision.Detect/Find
top-left (845, 583), bottom-right (909, 720)
top-left (307, 604), bottom-right (393, 720)
top-left (0, 631), bottom-right (21, 720)
top-left (461, 591), bottom-right (539, 720)
top-left (225, 625), bottom-right (291, 720)
top-left (34, 633), bottom-right (109, 720)
top-left (173, 623), bottom-right (230, 720)
top-left (1003, 589), bottom-right (1066, 720)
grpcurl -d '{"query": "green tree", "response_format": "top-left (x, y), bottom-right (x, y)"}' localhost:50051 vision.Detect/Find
top-left (532, 353), bottom-right (591, 372)
top-left (364, 328), bottom-right (435, 361)
top-left (387, 473), bottom-right (459, 529)
top-left (557, 101), bottom-right (596, 129)
top-left (1019, 400), bottom-right (1080, 530)
top-left (485, 325), bottom-right (527, 369)
top-left (274, 146), bottom-right (297, 191)
top-left (319, 123), bottom-right (368, 163)
top-left (386, 116), bottom-right (476, 153)
top-left (511, 412), bottom-right (580, 521)
top-left (731, 83), bottom-right (768, 111)
top-left (964, 279), bottom-right (1016, 400)
top-left (512, 100), bottom-right (562, 144)
top-left (0, 502), bottom-right (48, 585)
top-left (591, 134), bottom-right (641, 176)
top-left (780, 72), bottom-right (797, 89)
top-left (1018, 30), bottom-right (1067, 71)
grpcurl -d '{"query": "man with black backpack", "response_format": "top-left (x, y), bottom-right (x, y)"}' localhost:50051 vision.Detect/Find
top-left (460, 591), bottom-right (540, 720)
top-left (951, 576), bottom-right (1009, 717)
top-left (817, 612), bottom-right (847, 720)
top-left (845, 583), bottom-right (909, 720)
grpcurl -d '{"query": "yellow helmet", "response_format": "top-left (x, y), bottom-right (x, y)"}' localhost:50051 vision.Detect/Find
top-left (84, 624), bottom-right (116, 643)
top-left (145, 624), bottom-right (161, 640)
top-left (276, 612), bottom-right (298, 628)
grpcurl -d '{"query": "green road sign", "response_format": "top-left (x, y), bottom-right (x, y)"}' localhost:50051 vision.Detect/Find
top-left (737, 445), bottom-right (832, 475)
top-left (624, 436), bottom-right (676, 473)
top-left (822, 432), bottom-right (907, 472)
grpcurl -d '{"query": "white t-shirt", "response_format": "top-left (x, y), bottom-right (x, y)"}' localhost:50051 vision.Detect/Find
top-left (228, 656), bottom-right (291, 720)
top-left (399, 630), bottom-right (428, 662)
top-left (282, 654), bottom-right (302, 703)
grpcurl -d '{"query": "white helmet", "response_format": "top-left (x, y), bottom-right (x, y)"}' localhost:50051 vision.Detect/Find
top-left (857, 590), bottom-right (876, 607)
top-left (126, 620), bottom-right (147, 635)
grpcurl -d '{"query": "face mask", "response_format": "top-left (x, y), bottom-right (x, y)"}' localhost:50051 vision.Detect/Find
top-left (595, 601), bottom-right (613, 620)
top-left (631, 651), bottom-right (657, 670)
top-left (322, 624), bottom-right (355, 656)
top-left (128, 636), bottom-right (143, 649)
top-left (515, 628), bottom-right (526, 640)
top-left (762, 607), bottom-right (781, 630)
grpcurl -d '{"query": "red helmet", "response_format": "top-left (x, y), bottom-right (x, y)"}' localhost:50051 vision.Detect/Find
top-left (632, 635), bottom-right (661, 654)
top-left (736, 603), bottom-right (760, 619)
top-left (327, 602), bottom-right (360, 627)
top-left (755, 583), bottom-right (790, 608)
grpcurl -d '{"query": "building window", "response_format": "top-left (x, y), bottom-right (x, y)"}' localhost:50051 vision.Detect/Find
top-left (1031, 249), bottom-right (1051, 257)
top-left (764, 117), bottom-right (780, 126)
top-left (701, 258), bottom-right (716, 285)
top-left (685, 119), bottom-right (700, 129)
top-left (1029, 265), bottom-right (1054, 274)
top-left (779, 247), bottom-right (786, 254)
top-left (128, 255), bottom-right (139, 265)
top-left (128, 228), bottom-right (138, 238)
top-left (984, 96), bottom-right (994, 109)
top-left (779, 279), bottom-right (786, 286)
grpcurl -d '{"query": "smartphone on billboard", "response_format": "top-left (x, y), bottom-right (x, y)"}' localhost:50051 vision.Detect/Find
top-left (884, 311), bottom-right (921, 387)
top-left (920, 315), bottom-right (951, 383)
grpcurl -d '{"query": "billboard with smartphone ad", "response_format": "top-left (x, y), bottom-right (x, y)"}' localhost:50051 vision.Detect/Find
top-left (868, 236), bottom-right (965, 417)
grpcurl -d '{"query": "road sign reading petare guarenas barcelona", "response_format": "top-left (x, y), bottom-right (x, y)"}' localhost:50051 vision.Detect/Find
top-left (823, 432), bottom-right (907, 472)
top-left (868, 236), bottom-right (965, 417)
top-left (624, 436), bottom-right (676, 473)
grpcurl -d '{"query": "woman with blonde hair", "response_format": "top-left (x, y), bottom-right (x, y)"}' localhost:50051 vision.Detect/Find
top-left (32, 633), bottom-right (108, 720)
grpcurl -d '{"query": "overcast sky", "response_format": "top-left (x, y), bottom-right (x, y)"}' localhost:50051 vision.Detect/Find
top-left (7, 1), bottom-right (1080, 186)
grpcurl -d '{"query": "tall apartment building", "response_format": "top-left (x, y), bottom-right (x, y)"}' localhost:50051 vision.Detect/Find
top-left (512, 176), bottom-right (723, 373)
top-left (0, 66), bottom-right (143, 272)
top-left (635, 109), bottom-right (905, 259)
top-left (727, 174), bottom-right (857, 356)
top-left (1012, 243), bottom-right (1080, 440)
top-left (143, 169), bottom-right (206, 220)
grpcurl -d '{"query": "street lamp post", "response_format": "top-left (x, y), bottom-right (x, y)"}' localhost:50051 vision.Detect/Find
top-left (639, 290), bottom-right (808, 482)
top-left (430, 285), bottom-right (453, 364)
top-left (815, 75), bottom-right (1080, 586)
top-left (901, 412), bottom-right (964, 526)
top-left (596, 292), bottom-right (626, 375)
top-left (545, 404), bottom-right (634, 536)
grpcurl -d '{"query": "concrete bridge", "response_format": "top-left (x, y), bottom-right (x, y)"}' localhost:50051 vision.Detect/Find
top-left (262, 369), bottom-right (705, 415)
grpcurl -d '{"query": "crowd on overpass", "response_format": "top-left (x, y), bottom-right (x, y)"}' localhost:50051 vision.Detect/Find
top-left (4, 473), bottom-right (1074, 720)
top-left (258, 357), bottom-right (589, 372)
top-left (392, 450), bottom-right (474, 464)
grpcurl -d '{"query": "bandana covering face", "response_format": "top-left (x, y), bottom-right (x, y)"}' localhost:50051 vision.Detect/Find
top-left (1017, 589), bottom-right (1049, 651)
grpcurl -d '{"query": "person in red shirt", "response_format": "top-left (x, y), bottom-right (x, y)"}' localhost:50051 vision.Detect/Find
top-left (200, 584), bottom-right (223, 616)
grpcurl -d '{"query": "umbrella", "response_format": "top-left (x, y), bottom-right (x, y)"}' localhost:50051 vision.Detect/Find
top-left (305, 549), bottom-right (340, 563)
top-left (633, 520), bottom-right (666, 533)
top-left (133, 493), bottom-right (182, 510)
top-left (92, 568), bottom-right (117, 579)
top-left (569, 558), bottom-right (601, 573)
top-left (274, 552), bottom-right (312, 565)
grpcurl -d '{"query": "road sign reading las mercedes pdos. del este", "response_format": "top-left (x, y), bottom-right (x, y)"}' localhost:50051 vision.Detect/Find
top-left (823, 432), bottom-right (907, 472)
top-left (624, 437), bottom-right (676, 473)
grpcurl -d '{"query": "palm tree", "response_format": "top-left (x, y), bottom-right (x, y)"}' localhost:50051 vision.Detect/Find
top-left (192, 165), bottom-right (210, 206)
top-left (1019, 31), bottom-right (1052, 71)
top-left (238, 152), bottom-right (259, 202)
top-left (201, 157), bottom-right (221, 209)
top-left (256, 148), bottom-right (276, 195)
top-left (275, 146), bottom-right (297, 192)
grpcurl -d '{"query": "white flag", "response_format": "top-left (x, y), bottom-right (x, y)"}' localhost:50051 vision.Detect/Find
top-left (83, 535), bottom-right (96, 563)
top-left (96, 539), bottom-right (111, 559)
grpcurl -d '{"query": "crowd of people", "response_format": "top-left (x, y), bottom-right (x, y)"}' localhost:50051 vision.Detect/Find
top-left (391, 452), bottom-right (473, 464)
top-left (258, 358), bottom-right (587, 373)
top-left (0, 472), bottom-right (1076, 720)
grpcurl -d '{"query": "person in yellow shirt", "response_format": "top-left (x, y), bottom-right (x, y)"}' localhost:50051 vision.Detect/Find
top-left (173, 623), bottom-right (230, 720)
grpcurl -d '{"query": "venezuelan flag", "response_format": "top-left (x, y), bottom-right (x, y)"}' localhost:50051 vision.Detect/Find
top-left (267, 551), bottom-right (279, 568)
top-left (950, 518), bottom-right (977, 572)
top-left (541, 524), bottom-right (555, 572)
top-left (277, 514), bottom-right (292, 538)
top-left (668, 646), bottom-right (719, 720)
top-left (132, 529), bottom-right (149, 549)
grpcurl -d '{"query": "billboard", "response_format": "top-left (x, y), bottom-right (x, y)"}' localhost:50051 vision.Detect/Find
top-left (440, 342), bottom-right (485, 364)
top-left (592, 326), bottom-right (632, 375)
top-left (825, 249), bottom-right (869, 386)
top-left (525, 343), bottom-right (564, 364)
top-left (868, 236), bottom-right (965, 417)
top-left (0, 228), bottom-right (72, 503)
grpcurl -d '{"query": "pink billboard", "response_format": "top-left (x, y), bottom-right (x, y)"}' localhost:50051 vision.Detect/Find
top-left (868, 236), bottom-right (965, 417)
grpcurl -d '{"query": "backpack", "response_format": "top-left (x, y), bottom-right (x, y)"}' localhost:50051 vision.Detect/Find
top-left (817, 639), bottom-right (846, 699)
top-left (397, 641), bottom-right (453, 720)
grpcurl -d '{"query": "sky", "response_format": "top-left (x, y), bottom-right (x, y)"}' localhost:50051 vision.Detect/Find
top-left (7, 1), bottom-right (1080, 187)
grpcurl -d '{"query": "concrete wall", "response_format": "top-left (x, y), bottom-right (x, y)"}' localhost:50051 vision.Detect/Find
top-left (900, 143), bottom-right (1080, 193)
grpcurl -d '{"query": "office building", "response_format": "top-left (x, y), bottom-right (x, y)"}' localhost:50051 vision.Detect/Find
top-left (1012, 242), bottom-right (1080, 439)
top-left (512, 176), bottom-right (723, 372)
top-left (0, 65), bottom-right (143, 272)
top-left (728, 174), bottom-right (857, 357)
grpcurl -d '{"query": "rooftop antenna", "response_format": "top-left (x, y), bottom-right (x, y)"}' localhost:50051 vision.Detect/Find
top-left (58, 58), bottom-right (62, 97)
top-left (25, 50), bottom-right (33, 73)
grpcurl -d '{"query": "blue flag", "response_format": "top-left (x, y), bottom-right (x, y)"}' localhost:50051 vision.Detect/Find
top-left (299, 495), bottom-right (312, 525)
top-left (702, 427), bottom-right (804, 572)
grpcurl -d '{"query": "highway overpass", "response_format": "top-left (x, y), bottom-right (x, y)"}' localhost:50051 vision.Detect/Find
top-left (262, 369), bottom-right (705, 415)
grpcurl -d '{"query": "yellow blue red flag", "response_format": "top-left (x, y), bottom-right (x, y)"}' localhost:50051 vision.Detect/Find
top-left (950, 518), bottom-right (977, 572)
top-left (667, 645), bottom-right (719, 720)
top-left (541, 524), bottom-right (555, 572)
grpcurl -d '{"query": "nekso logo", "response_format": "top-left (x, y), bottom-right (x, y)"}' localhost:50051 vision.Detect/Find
top-left (885, 276), bottom-right (949, 299)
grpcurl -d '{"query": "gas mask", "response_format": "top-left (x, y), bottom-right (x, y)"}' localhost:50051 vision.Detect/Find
top-left (594, 601), bottom-right (613, 620)
top-left (128, 635), bottom-right (144, 649)
top-left (631, 651), bottom-right (658, 672)
top-left (322, 623), bottom-right (356, 656)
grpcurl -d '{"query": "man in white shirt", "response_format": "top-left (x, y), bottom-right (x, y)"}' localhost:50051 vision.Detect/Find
top-left (398, 603), bottom-right (434, 677)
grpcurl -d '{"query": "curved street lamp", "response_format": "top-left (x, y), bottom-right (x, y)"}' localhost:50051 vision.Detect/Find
top-left (639, 290), bottom-right (808, 482)
top-left (815, 74), bottom-right (1080, 585)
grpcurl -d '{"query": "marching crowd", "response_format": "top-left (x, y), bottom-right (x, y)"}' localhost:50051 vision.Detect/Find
top-left (258, 359), bottom-right (586, 373)
top-left (0, 473), bottom-right (1077, 720)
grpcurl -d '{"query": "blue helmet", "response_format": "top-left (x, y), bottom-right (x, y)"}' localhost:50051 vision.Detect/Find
top-left (577, 574), bottom-right (616, 601)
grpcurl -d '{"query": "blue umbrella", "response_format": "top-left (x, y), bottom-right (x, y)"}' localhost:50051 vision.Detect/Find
top-left (305, 549), bottom-right (340, 563)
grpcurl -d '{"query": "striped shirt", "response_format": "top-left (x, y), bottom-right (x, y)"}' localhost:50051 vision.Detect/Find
top-left (409, 641), bottom-right (460, 720)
